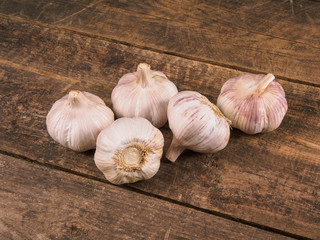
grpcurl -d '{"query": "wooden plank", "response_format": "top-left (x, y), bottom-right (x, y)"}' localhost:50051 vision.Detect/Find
top-left (0, 19), bottom-right (319, 238)
top-left (1, 154), bottom-right (291, 239)
top-left (0, 0), bottom-right (319, 85)
top-left (101, 0), bottom-right (320, 47)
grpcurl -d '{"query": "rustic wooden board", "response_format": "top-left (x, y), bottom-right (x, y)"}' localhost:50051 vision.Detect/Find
top-left (0, 19), bottom-right (319, 238)
top-left (101, 0), bottom-right (320, 47)
top-left (0, 0), bottom-right (319, 85)
top-left (1, 154), bottom-right (292, 239)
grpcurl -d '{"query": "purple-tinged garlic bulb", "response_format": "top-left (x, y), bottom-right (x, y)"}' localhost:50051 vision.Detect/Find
top-left (46, 91), bottom-right (114, 152)
top-left (111, 63), bottom-right (178, 128)
top-left (166, 91), bottom-right (231, 162)
top-left (217, 73), bottom-right (288, 134)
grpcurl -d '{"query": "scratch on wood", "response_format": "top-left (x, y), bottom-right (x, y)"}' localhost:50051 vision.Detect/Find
top-left (30, 112), bottom-right (46, 119)
top-left (218, 0), bottom-right (221, 13)
top-left (0, 58), bottom-right (80, 85)
top-left (164, 226), bottom-right (171, 240)
top-left (290, 0), bottom-right (294, 15)
top-left (305, 12), bottom-right (318, 35)
top-left (172, 169), bottom-right (178, 186)
top-left (35, 233), bottom-right (50, 240)
top-left (53, 0), bottom-right (104, 24)
top-left (62, 83), bottom-right (76, 92)
top-left (38, 89), bottom-right (46, 98)
top-left (34, 2), bottom-right (53, 21)
top-left (292, 137), bottom-right (320, 151)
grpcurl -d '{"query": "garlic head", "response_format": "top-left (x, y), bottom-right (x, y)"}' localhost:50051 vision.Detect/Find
top-left (217, 73), bottom-right (288, 134)
top-left (166, 91), bottom-right (231, 162)
top-left (111, 63), bottom-right (178, 128)
top-left (46, 90), bottom-right (114, 152)
top-left (94, 117), bottom-right (164, 185)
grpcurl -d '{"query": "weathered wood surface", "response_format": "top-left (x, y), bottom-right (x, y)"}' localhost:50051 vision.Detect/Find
top-left (1, 18), bottom-right (319, 239)
top-left (1, 154), bottom-right (292, 240)
top-left (0, 0), bottom-right (319, 85)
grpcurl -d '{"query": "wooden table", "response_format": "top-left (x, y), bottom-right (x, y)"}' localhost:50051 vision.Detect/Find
top-left (0, 1), bottom-right (319, 239)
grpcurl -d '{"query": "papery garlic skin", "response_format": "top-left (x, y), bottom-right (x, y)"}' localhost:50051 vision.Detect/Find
top-left (217, 73), bottom-right (288, 134)
top-left (46, 91), bottom-right (114, 152)
top-left (94, 117), bottom-right (164, 185)
top-left (166, 91), bottom-right (231, 162)
top-left (111, 63), bottom-right (178, 128)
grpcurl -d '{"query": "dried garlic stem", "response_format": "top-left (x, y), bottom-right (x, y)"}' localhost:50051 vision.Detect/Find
top-left (68, 90), bottom-right (80, 102)
top-left (166, 137), bottom-right (185, 162)
top-left (68, 90), bottom-right (80, 98)
top-left (67, 90), bottom-right (88, 106)
top-left (254, 73), bottom-right (275, 95)
top-left (137, 63), bottom-right (152, 88)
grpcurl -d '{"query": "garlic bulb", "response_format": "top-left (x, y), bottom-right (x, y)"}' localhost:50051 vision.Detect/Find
top-left (46, 90), bottom-right (114, 152)
top-left (166, 91), bottom-right (231, 162)
top-left (111, 63), bottom-right (178, 128)
top-left (94, 117), bottom-right (164, 185)
top-left (217, 73), bottom-right (288, 134)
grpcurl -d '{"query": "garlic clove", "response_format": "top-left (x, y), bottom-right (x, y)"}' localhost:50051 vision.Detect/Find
top-left (94, 117), bottom-right (164, 185)
top-left (217, 73), bottom-right (288, 134)
top-left (111, 63), bottom-right (178, 128)
top-left (46, 90), bottom-right (114, 152)
top-left (166, 91), bottom-right (231, 162)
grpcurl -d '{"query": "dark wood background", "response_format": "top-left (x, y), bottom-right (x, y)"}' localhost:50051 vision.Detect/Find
top-left (0, 0), bottom-right (319, 239)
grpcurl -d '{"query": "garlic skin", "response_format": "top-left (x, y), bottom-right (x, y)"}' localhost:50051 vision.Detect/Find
top-left (166, 91), bottom-right (231, 162)
top-left (217, 73), bottom-right (288, 134)
top-left (46, 91), bottom-right (114, 152)
top-left (94, 117), bottom-right (164, 185)
top-left (111, 63), bottom-right (178, 128)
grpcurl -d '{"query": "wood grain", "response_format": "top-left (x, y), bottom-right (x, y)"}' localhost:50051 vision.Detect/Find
top-left (103, 0), bottom-right (320, 47)
top-left (0, 19), bottom-right (319, 238)
top-left (0, 0), bottom-right (319, 85)
top-left (1, 154), bottom-right (292, 239)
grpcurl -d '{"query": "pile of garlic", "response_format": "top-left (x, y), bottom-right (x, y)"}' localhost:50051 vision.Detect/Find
top-left (46, 63), bottom-right (287, 185)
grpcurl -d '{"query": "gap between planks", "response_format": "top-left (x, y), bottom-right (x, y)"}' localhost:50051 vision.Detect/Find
top-left (0, 13), bottom-right (319, 89)
top-left (0, 149), bottom-right (312, 240)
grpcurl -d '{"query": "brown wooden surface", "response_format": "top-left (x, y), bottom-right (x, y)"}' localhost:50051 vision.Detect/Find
top-left (1, 154), bottom-right (291, 240)
top-left (0, 1), bottom-right (319, 239)
top-left (0, 0), bottom-right (319, 85)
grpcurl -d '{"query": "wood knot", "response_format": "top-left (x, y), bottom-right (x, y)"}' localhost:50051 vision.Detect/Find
top-left (66, 222), bottom-right (82, 234)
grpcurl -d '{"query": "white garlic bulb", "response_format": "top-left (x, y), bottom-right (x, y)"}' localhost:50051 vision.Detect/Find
top-left (166, 91), bottom-right (231, 162)
top-left (217, 73), bottom-right (288, 134)
top-left (111, 63), bottom-right (178, 128)
top-left (94, 117), bottom-right (164, 185)
top-left (46, 90), bottom-right (114, 152)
